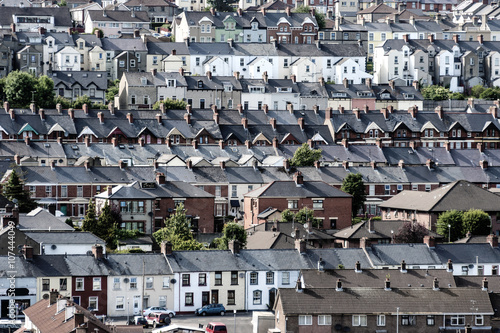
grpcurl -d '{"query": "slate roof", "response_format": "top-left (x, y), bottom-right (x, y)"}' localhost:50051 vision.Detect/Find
top-left (277, 287), bottom-right (493, 315)
top-left (139, 180), bottom-right (215, 198)
top-left (379, 180), bottom-right (500, 212)
top-left (0, 7), bottom-right (72, 28)
top-left (51, 71), bottom-right (108, 90)
top-left (87, 10), bottom-right (150, 23)
top-left (244, 180), bottom-right (351, 198)
top-left (433, 243), bottom-right (500, 264)
top-left (167, 250), bottom-right (254, 272)
top-left (101, 38), bottom-right (148, 51)
top-left (301, 268), bottom-right (456, 288)
top-left (366, 243), bottom-right (442, 266)
top-left (24, 231), bottom-right (105, 244)
top-left (18, 208), bottom-right (75, 231)
top-left (95, 183), bottom-right (155, 199)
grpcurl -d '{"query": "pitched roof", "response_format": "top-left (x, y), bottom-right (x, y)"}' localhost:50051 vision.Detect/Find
top-left (357, 3), bottom-right (398, 14)
top-left (0, 7), bottom-right (72, 28)
top-left (87, 10), bottom-right (150, 23)
top-left (244, 180), bottom-right (351, 198)
top-left (379, 180), bottom-right (500, 212)
top-left (24, 231), bottom-right (105, 245)
top-left (18, 208), bottom-right (75, 231)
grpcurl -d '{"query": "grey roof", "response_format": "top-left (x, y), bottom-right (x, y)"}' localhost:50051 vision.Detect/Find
top-left (147, 41), bottom-right (190, 55)
top-left (18, 208), bottom-right (75, 231)
top-left (73, 33), bottom-right (103, 48)
top-left (87, 10), bottom-right (150, 23)
top-left (366, 243), bottom-right (443, 266)
top-left (167, 250), bottom-right (255, 272)
top-left (101, 38), bottom-right (148, 51)
top-left (51, 71), bottom-right (108, 90)
top-left (139, 181), bottom-right (215, 198)
top-left (44, 32), bottom-right (75, 46)
top-left (0, 7), bottom-right (72, 28)
top-left (433, 243), bottom-right (500, 264)
top-left (24, 231), bottom-right (105, 244)
top-left (244, 180), bottom-right (351, 198)
top-left (95, 184), bottom-right (155, 199)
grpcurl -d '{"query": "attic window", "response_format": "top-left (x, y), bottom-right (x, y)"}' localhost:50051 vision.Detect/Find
top-left (403, 93), bottom-right (414, 99)
top-left (197, 80), bottom-right (203, 88)
top-left (224, 85), bottom-right (232, 92)
top-left (141, 77), bottom-right (147, 85)
top-left (380, 93), bottom-right (390, 99)
top-left (83, 73), bottom-right (88, 78)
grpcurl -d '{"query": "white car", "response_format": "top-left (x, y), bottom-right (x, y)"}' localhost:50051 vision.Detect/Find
top-left (142, 306), bottom-right (176, 318)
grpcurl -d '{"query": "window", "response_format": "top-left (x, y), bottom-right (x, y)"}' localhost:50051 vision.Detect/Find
top-left (116, 296), bottom-right (124, 310)
top-left (182, 274), bottom-right (190, 286)
top-left (250, 272), bottom-right (258, 285)
top-left (313, 200), bottom-right (323, 209)
top-left (215, 272), bottom-right (222, 285)
top-left (493, 265), bottom-right (498, 275)
top-left (318, 315), bottom-right (332, 325)
top-left (42, 279), bottom-right (50, 291)
top-left (77, 185), bottom-right (83, 197)
top-left (451, 315), bottom-right (465, 326)
top-left (113, 277), bottom-right (120, 290)
top-left (46, 186), bottom-right (52, 195)
top-left (299, 315), bottom-right (312, 325)
top-left (401, 315), bottom-right (416, 326)
top-left (198, 273), bottom-right (206, 286)
top-left (377, 315), bottom-right (386, 326)
top-left (93, 277), bottom-right (101, 291)
top-left (76, 278), bottom-right (84, 291)
top-left (476, 315), bottom-right (484, 326)
top-left (266, 272), bottom-right (274, 285)
top-left (282, 272), bottom-right (290, 285)
top-left (427, 315), bottom-right (435, 326)
top-left (381, 33), bottom-right (386, 41)
top-left (284, 59), bottom-right (288, 68)
top-left (159, 295), bottom-right (167, 308)
top-left (215, 186), bottom-right (221, 197)
top-left (146, 277), bottom-right (153, 289)
top-left (130, 277), bottom-right (137, 289)
top-left (185, 293), bottom-right (194, 306)
top-left (231, 185), bottom-right (237, 198)
top-left (253, 290), bottom-right (262, 305)
top-left (425, 184), bottom-right (431, 192)
top-left (352, 315), bottom-right (367, 326)
top-left (385, 185), bottom-right (391, 195)
top-left (163, 277), bottom-right (170, 288)
top-left (288, 200), bottom-right (298, 209)
top-left (231, 271), bottom-right (238, 285)
top-left (88, 297), bottom-right (98, 311)
top-left (369, 33), bottom-right (374, 41)
top-left (331, 32), bottom-right (336, 40)
top-left (227, 290), bottom-right (236, 305)
top-left (59, 278), bottom-right (67, 291)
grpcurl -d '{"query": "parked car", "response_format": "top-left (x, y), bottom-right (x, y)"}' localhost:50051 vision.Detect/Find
top-left (195, 304), bottom-right (226, 316)
top-left (132, 316), bottom-right (147, 327)
top-left (145, 312), bottom-right (171, 328)
top-left (205, 322), bottom-right (227, 333)
top-left (143, 306), bottom-right (176, 317)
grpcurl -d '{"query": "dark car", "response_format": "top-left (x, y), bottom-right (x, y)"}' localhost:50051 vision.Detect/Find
top-left (132, 316), bottom-right (147, 327)
top-left (145, 312), bottom-right (171, 328)
top-left (195, 303), bottom-right (226, 316)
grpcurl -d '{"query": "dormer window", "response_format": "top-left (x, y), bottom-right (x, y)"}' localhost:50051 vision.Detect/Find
top-left (48, 40), bottom-right (53, 47)
top-left (197, 80), bottom-right (203, 88)
top-left (224, 85), bottom-right (232, 92)
top-left (141, 77), bottom-right (147, 85)
top-left (252, 22), bottom-right (258, 30)
top-left (167, 79), bottom-right (175, 87)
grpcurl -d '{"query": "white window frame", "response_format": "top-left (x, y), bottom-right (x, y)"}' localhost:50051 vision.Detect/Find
top-left (377, 314), bottom-right (386, 326)
top-left (299, 315), bottom-right (312, 325)
top-left (93, 277), bottom-right (101, 291)
top-left (353, 315), bottom-right (367, 326)
top-left (318, 315), bottom-right (332, 325)
top-left (116, 296), bottom-right (124, 310)
top-left (76, 278), bottom-right (84, 291)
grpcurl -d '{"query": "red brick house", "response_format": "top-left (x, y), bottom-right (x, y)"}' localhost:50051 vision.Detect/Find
top-left (243, 172), bottom-right (352, 230)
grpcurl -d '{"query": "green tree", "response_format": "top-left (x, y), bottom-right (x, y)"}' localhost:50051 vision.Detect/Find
top-left (436, 210), bottom-right (464, 242)
top-left (393, 221), bottom-right (429, 243)
top-left (280, 209), bottom-right (294, 222)
top-left (2, 169), bottom-right (38, 213)
top-left (96, 201), bottom-right (121, 249)
top-left (153, 204), bottom-right (203, 250)
top-left (54, 96), bottom-right (72, 108)
top-left (35, 75), bottom-right (55, 108)
top-left (65, 218), bottom-right (74, 228)
top-left (462, 209), bottom-right (491, 236)
top-left (341, 173), bottom-right (366, 218)
top-left (290, 143), bottom-right (322, 167)
top-left (72, 95), bottom-right (92, 109)
top-left (205, 0), bottom-right (235, 12)
top-left (449, 92), bottom-right (465, 100)
top-left (153, 98), bottom-right (188, 110)
top-left (421, 85), bottom-right (451, 101)
top-left (470, 85), bottom-right (485, 98)
top-left (4, 71), bottom-right (37, 107)
top-left (479, 87), bottom-right (500, 100)
top-left (214, 222), bottom-right (247, 249)
top-left (106, 79), bottom-right (120, 103)
top-left (81, 199), bottom-right (97, 234)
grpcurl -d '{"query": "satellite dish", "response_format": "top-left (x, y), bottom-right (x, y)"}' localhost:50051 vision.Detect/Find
top-left (12, 198), bottom-right (18, 204)
top-left (43, 293), bottom-right (49, 299)
top-left (51, 244), bottom-right (57, 250)
top-left (123, 278), bottom-right (130, 283)
top-left (303, 223), bottom-right (309, 230)
top-left (170, 278), bottom-right (177, 284)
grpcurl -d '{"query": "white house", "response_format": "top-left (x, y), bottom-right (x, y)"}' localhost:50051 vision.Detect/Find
top-left (333, 57), bottom-right (373, 85)
top-left (54, 46), bottom-right (81, 72)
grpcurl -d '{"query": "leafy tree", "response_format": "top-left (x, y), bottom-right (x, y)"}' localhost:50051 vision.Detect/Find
top-left (81, 199), bottom-right (97, 234)
top-left (393, 221), bottom-right (429, 243)
top-left (59, 0), bottom-right (67, 5)
top-left (280, 209), bottom-right (294, 222)
top-left (96, 201), bottom-right (121, 249)
top-left (205, 0), bottom-right (235, 12)
top-left (341, 173), bottom-right (366, 218)
top-left (470, 85), bottom-right (485, 98)
top-left (290, 143), bottom-right (322, 167)
top-left (421, 85), bottom-right (451, 101)
top-left (436, 210), bottom-right (464, 242)
top-left (72, 95), bottom-right (92, 109)
top-left (153, 204), bottom-right (203, 250)
top-left (4, 71), bottom-right (37, 107)
top-left (449, 92), bottom-right (465, 100)
top-left (462, 209), bottom-right (491, 236)
top-left (2, 169), bottom-right (38, 213)
top-left (35, 75), bottom-right (55, 108)
top-left (65, 218), bottom-right (74, 228)
top-left (214, 222), bottom-right (247, 249)
top-left (153, 98), bottom-right (188, 110)
top-left (479, 87), bottom-right (500, 100)
top-left (106, 79), bottom-right (120, 103)
top-left (54, 96), bottom-right (72, 109)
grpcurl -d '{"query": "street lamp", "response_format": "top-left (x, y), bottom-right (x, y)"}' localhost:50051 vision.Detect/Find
top-left (127, 298), bottom-right (130, 324)
top-left (448, 224), bottom-right (451, 243)
top-left (233, 310), bottom-right (237, 333)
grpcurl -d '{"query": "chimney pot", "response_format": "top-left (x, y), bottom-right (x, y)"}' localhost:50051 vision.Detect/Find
top-left (92, 244), bottom-right (104, 260)
top-left (161, 241), bottom-right (173, 255)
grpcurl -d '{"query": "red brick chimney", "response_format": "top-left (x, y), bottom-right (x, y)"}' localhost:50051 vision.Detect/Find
top-left (338, 106), bottom-right (344, 114)
top-left (353, 108), bottom-right (360, 120)
top-left (293, 171), bottom-right (304, 186)
top-left (453, 34), bottom-right (459, 43)
top-left (84, 136), bottom-right (90, 147)
top-left (490, 106), bottom-right (498, 118)
top-left (228, 240), bottom-right (240, 254)
top-left (98, 112), bottom-right (104, 124)
top-left (219, 140), bottom-right (225, 149)
top-left (186, 104), bottom-right (192, 114)
top-left (23, 245), bottom-right (33, 260)
top-left (192, 139), bottom-right (198, 149)
top-left (92, 245), bottom-right (104, 259)
top-left (245, 140), bottom-right (251, 149)
top-left (186, 159), bottom-right (193, 170)
top-left (156, 114), bottom-right (162, 124)
top-left (272, 137), bottom-right (278, 148)
top-left (477, 142), bottom-right (484, 152)
top-left (487, 234), bottom-right (498, 248)
top-left (298, 117), bottom-right (304, 130)
top-left (213, 112), bottom-right (219, 124)
top-left (263, 104), bottom-right (269, 114)
top-left (287, 103), bottom-right (294, 114)
top-left (408, 106), bottom-right (417, 118)
top-left (242, 117), bottom-right (248, 129)
top-left (423, 235), bottom-right (435, 248)
top-left (139, 137), bottom-right (145, 147)
top-left (295, 239), bottom-right (306, 254)
top-left (161, 241), bottom-right (173, 255)
top-left (283, 158), bottom-right (290, 171)
top-left (342, 138), bottom-right (348, 149)
top-left (184, 113), bottom-right (191, 124)
top-left (39, 109), bottom-right (45, 120)
top-left (270, 118), bottom-right (277, 130)
top-left (237, 104), bottom-right (243, 114)
top-left (381, 108), bottom-right (388, 119)
top-left (220, 161), bottom-right (226, 170)
top-left (325, 108), bottom-right (332, 120)
top-left (127, 113), bottom-right (133, 124)
top-left (435, 106), bottom-right (443, 119)
top-left (156, 172), bottom-right (166, 185)
top-left (83, 103), bottom-right (89, 115)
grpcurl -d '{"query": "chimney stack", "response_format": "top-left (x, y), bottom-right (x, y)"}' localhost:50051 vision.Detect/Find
top-left (161, 241), bottom-right (173, 256)
top-left (490, 106), bottom-right (498, 118)
top-left (433, 277), bottom-right (439, 291)
top-left (245, 140), bottom-right (251, 149)
top-left (283, 159), bottom-right (290, 171)
top-left (272, 137), bottom-right (278, 148)
top-left (23, 245), bottom-right (33, 260)
top-left (293, 171), bottom-right (304, 186)
top-left (49, 289), bottom-right (58, 305)
top-left (336, 279), bottom-right (343, 291)
top-left (108, 102), bottom-right (115, 115)
top-left (213, 112), bottom-right (219, 124)
top-left (112, 137), bottom-right (118, 147)
top-left (487, 234), bottom-right (498, 248)
top-left (98, 112), bottom-right (104, 124)
top-left (408, 106), bottom-right (417, 119)
top-left (384, 278), bottom-right (391, 291)
top-left (242, 117), bottom-right (248, 129)
top-left (220, 161), bottom-right (226, 170)
top-left (435, 106), bottom-right (443, 119)
top-left (186, 159), bottom-right (193, 170)
top-left (139, 137), bottom-right (145, 147)
top-left (228, 240), bottom-right (240, 254)
top-left (368, 218), bottom-right (374, 233)
top-left (68, 108), bottom-right (74, 119)
top-left (482, 277), bottom-right (488, 291)
top-left (156, 172), bottom-right (166, 185)
top-left (477, 142), bottom-right (484, 153)
top-left (343, 78), bottom-right (348, 88)
top-left (83, 103), bottom-right (89, 115)
top-left (453, 34), bottom-right (459, 43)
top-left (298, 117), bottom-right (304, 130)
top-left (447, 259), bottom-right (453, 272)
top-left (424, 235), bottom-right (435, 248)
top-left (480, 160), bottom-right (488, 169)
top-left (184, 113), bottom-right (191, 124)
top-left (92, 244), bottom-right (104, 260)
top-left (381, 108), bottom-right (389, 119)
top-left (30, 102), bottom-right (37, 114)
top-left (398, 159), bottom-right (405, 169)
top-left (234, 71), bottom-right (240, 80)
top-left (400, 260), bottom-right (407, 273)
top-left (355, 260), bottom-right (362, 273)
top-left (295, 239), bottom-right (306, 254)
top-left (39, 109), bottom-right (45, 120)
top-left (84, 136), bottom-right (90, 147)
top-left (156, 114), bottom-right (162, 124)
top-left (107, 185), bottom-right (112, 196)
top-left (127, 113), bottom-right (133, 124)
top-left (353, 108), bottom-right (360, 120)
top-left (263, 104), bottom-right (269, 113)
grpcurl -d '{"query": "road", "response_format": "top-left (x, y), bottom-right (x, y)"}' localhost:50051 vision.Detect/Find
top-left (111, 312), bottom-right (254, 333)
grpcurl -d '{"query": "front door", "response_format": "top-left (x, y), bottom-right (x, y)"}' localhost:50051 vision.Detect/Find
top-left (202, 291), bottom-right (210, 306)
top-left (133, 295), bottom-right (140, 314)
top-left (211, 290), bottom-right (218, 304)
top-left (269, 288), bottom-right (277, 308)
